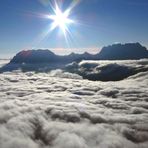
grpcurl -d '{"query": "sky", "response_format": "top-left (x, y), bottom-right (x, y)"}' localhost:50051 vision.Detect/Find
top-left (0, 0), bottom-right (148, 57)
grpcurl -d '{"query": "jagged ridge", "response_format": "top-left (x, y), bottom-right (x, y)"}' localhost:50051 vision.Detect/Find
top-left (10, 43), bottom-right (148, 64)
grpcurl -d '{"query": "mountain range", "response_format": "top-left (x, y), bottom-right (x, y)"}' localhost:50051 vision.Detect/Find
top-left (10, 42), bottom-right (148, 64)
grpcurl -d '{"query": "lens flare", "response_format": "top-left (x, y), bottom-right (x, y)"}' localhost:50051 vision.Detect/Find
top-left (48, 2), bottom-right (74, 36)
top-left (29, 0), bottom-right (81, 48)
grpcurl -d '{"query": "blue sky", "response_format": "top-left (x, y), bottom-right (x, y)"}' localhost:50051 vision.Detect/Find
top-left (0, 0), bottom-right (148, 57)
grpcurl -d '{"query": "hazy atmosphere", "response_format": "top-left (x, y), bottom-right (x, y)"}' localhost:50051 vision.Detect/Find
top-left (0, 0), bottom-right (148, 148)
top-left (0, 0), bottom-right (148, 57)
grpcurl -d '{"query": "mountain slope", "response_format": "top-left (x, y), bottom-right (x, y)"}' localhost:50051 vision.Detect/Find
top-left (10, 43), bottom-right (148, 64)
top-left (98, 43), bottom-right (148, 60)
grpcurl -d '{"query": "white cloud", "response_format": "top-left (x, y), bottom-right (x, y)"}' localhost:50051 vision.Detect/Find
top-left (0, 60), bottom-right (148, 147)
top-left (65, 59), bottom-right (148, 81)
top-left (0, 60), bottom-right (10, 67)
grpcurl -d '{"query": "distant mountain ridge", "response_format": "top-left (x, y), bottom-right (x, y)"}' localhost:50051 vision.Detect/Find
top-left (10, 43), bottom-right (148, 64)
top-left (98, 43), bottom-right (148, 60)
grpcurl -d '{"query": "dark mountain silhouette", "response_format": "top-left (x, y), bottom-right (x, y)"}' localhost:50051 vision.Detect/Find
top-left (0, 42), bottom-right (148, 73)
top-left (10, 43), bottom-right (148, 64)
top-left (10, 49), bottom-right (58, 63)
top-left (10, 49), bottom-right (95, 64)
top-left (98, 43), bottom-right (148, 60)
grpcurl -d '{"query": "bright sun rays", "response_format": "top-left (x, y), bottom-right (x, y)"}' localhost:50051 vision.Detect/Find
top-left (45, 0), bottom-right (80, 46)
top-left (29, 0), bottom-right (81, 49)
top-left (48, 2), bottom-right (74, 35)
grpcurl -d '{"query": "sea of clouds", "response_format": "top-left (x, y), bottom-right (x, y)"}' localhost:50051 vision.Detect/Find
top-left (65, 59), bottom-right (148, 81)
top-left (0, 59), bottom-right (148, 148)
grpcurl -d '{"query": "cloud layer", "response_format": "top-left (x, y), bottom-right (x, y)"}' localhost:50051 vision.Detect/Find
top-left (0, 60), bottom-right (148, 148)
top-left (65, 59), bottom-right (148, 81)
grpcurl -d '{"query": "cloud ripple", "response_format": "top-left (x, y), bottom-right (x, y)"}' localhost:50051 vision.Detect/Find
top-left (0, 60), bottom-right (148, 147)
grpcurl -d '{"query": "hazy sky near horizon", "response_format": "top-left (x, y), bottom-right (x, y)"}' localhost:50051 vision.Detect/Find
top-left (0, 0), bottom-right (148, 57)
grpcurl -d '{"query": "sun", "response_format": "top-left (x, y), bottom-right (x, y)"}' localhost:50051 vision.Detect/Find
top-left (34, 0), bottom-right (80, 47)
top-left (48, 3), bottom-right (74, 34)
